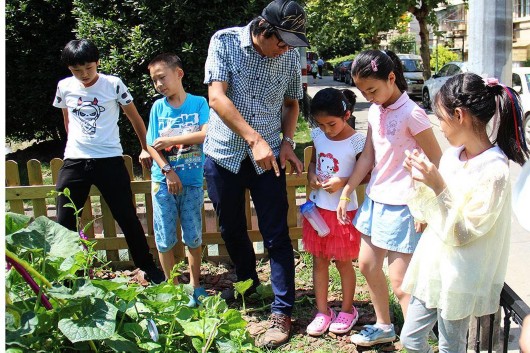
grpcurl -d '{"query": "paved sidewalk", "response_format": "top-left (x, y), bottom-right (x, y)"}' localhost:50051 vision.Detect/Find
top-left (307, 75), bottom-right (529, 350)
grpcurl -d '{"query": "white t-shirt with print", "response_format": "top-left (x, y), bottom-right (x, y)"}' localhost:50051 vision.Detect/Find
top-left (309, 128), bottom-right (366, 211)
top-left (53, 73), bottom-right (133, 159)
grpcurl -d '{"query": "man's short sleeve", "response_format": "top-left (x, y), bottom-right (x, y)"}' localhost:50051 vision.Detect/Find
top-left (204, 34), bottom-right (229, 84)
top-left (284, 51), bottom-right (303, 100)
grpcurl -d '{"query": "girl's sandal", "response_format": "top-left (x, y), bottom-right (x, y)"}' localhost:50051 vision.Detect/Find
top-left (329, 306), bottom-right (359, 334)
top-left (306, 308), bottom-right (336, 336)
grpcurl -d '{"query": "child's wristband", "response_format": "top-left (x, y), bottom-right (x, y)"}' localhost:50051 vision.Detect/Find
top-left (339, 197), bottom-right (351, 202)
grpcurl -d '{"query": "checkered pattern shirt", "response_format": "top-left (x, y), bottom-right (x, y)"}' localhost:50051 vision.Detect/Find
top-left (203, 22), bottom-right (303, 174)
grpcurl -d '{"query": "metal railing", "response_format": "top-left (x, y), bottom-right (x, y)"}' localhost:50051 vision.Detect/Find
top-left (473, 283), bottom-right (530, 352)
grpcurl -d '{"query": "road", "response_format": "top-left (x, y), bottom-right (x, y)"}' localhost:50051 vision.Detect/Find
top-left (307, 75), bottom-right (529, 349)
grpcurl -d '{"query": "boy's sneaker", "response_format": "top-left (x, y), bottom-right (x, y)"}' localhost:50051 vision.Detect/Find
top-left (187, 287), bottom-right (208, 307)
top-left (141, 265), bottom-right (166, 284)
top-left (257, 313), bottom-right (292, 348)
top-left (350, 324), bottom-right (396, 346)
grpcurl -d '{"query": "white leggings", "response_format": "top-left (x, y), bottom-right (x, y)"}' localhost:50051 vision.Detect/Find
top-left (401, 296), bottom-right (471, 353)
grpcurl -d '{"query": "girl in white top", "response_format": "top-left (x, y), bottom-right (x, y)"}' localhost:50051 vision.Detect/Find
top-left (337, 50), bottom-right (442, 347)
top-left (400, 73), bottom-right (529, 352)
top-left (304, 88), bottom-right (366, 337)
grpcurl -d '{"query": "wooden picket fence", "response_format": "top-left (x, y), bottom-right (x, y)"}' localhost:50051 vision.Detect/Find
top-left (5, 147), bottom-right (365, 268)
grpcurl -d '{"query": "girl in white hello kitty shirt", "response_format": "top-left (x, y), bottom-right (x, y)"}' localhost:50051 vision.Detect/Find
top-left (304, 88), bottom-right (366, 337)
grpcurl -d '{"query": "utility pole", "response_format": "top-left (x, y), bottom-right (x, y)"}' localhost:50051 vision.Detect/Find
top-left (467, 0), bottom-right (513, 84)
top-left (467, 1), bottom-right (513, 350)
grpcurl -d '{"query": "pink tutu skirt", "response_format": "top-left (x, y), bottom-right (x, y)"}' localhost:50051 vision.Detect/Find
top-left (302, 207), bottom-right (361, 261)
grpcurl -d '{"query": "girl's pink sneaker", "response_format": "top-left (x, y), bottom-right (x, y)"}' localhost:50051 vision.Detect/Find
top-left (329, 306), bottom-right (359, 334)
top-left (306, 309), bottom-right (336, 336)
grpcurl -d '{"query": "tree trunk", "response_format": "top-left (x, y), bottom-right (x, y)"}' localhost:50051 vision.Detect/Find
top-left (410, 4), bottom-right (432, 80)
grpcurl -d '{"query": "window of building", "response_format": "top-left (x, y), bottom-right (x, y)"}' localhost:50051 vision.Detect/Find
top-left (514, 0), bottom-right (530, 18)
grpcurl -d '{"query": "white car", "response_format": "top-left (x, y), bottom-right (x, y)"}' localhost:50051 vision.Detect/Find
top-left (422, 61), bottom-right (469, 109)
top-left (512, 66), bottom-right (530, 147)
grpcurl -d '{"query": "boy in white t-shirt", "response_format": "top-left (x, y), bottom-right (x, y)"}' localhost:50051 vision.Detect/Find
top-left (53, 39), bottom-right (165, 284)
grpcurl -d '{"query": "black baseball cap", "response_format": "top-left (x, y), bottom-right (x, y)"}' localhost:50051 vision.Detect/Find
top-left (261, 0), bottom-right (310, 48)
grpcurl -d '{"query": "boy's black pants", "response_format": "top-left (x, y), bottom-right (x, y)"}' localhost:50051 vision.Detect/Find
top-left (55, 156), bottom-right (156, 269)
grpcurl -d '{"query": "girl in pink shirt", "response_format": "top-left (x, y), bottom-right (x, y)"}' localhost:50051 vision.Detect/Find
top-left (337, 50), bottom-right (442, 347)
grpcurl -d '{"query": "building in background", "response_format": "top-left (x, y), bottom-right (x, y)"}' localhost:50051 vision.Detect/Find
top-left (380, 0), bottom-right (530, 68)
top-left (513, 0), bottom-right (530, 66)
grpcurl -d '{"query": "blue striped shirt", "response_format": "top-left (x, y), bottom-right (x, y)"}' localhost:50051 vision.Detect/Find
top-left (204, 22), bottom-right (303, 174)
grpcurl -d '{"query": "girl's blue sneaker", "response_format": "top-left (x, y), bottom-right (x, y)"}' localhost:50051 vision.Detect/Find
top-left (187, 287), bottom-right (208, 307)
top-left (350, 324), bottom-right (396, 346)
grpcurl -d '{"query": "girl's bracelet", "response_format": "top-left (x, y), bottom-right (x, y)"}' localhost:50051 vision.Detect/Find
top-left (339, 197), bottom-right (351, 202)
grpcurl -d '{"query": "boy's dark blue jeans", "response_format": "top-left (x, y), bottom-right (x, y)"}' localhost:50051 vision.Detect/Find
top-left (204, 156), bottom-right (295, 317)
top-left (55, 156), bottom-right (157, 270)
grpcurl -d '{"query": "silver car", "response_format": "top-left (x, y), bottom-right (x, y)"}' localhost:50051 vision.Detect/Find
top-left (422, 61), bottom-right (469, 109)
top-left (398, 54), bottom-right (424, 99)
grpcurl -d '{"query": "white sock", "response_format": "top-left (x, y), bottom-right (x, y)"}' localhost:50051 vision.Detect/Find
top-left (374, 323), bottom-right (393, 331)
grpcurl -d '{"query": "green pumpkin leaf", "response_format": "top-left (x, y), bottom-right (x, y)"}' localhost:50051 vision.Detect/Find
top-left (233, 279), bottom-right (254, 299)
top-left (58, 298), bottom-right (118, 342)
top-left (9, 216), bottom-right (81, 258)
top-left (5, 212), bottom-right (31, 235)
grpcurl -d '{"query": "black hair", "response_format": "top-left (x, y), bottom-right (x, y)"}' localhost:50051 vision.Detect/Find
top-left (308, 88), bottom-right (357, 128)
top-left (250, 17), bottom-right (279, 39)
top-left (434, 72), bottom-right (529, 165)
top-left (148, 53), bottom-right (183, 71)
top-left (351, 49), bottom-right (407, 93)
top-left (61, 39), bottom-right (99, 67)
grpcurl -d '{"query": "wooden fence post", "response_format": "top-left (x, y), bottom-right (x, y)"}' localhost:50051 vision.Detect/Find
top-left (5, 161), bottom-right (24, 214)
top-left (27, 159), bottom-right (47, 218)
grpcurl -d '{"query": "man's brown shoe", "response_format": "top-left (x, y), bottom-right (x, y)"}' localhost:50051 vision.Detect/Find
top-left (257, 313), bottom-right (292, 348)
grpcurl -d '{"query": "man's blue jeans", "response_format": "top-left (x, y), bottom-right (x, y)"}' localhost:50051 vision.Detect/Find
top-left (204, 156), bottom-right (295, 316)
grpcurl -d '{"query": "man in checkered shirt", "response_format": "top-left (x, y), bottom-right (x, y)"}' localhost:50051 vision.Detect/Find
top-left (203, 0), bottom-right (309, 348)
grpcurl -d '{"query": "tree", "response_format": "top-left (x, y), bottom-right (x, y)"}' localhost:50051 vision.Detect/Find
top-left (405, 1), bottom-right (467, 80)
top-left (5, 0), bottom-right (75, 143)
top-left (305, 0), bottom-right (403, 58)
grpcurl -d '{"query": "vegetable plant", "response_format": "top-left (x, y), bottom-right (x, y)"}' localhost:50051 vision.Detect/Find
top-left (5, 209), bottom-right (260, 352)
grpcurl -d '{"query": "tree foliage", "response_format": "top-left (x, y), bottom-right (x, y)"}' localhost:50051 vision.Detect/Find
top-left (430, 44), bottom-right (459, 72)
top-left (305, 0), bottom-right (404, 59)
top-left (389, 33), bottom-right (417, 54)
top-left (5, 0), bottom-right (75, 143)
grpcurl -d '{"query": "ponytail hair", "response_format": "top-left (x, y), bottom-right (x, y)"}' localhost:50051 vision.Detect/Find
top-left (351, 49), bottom-right (407, 93)
top-left (434, 72), bottom-right (529, 165)
top-left (308, 87), bottom-right (357, 128)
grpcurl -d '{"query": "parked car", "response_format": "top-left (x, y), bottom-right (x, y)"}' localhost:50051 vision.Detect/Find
top-left (333, 62), bottom-right (342, 81)
top-left (344, 61), bottom-right (355, 86)
top-left (333, 60), bottom-right (353, 83)
top-left (512, 66), bottom-right (530, 147)
top-left (397, 54), bottom-right (424, 99)
top-left (422, 61), bottom-right (469, 109)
